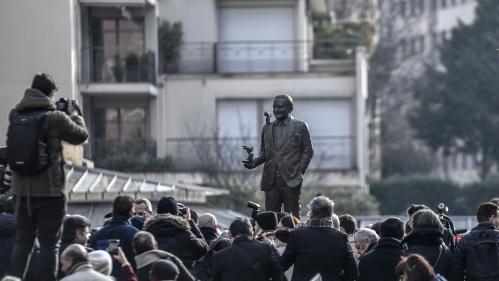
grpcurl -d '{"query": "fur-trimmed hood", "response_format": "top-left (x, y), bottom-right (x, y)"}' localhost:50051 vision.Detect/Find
top-left (144, 213), bottom-right (190, 237)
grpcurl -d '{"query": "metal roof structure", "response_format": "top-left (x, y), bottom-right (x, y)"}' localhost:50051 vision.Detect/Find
top-left (65, 165), bottom-right (228, 203)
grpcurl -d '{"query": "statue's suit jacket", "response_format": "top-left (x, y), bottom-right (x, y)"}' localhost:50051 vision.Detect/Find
top-left (254, 116), bottom-right (314, 191)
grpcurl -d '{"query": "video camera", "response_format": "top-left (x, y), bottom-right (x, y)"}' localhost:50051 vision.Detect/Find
top-left (435, 203), bottom-right (467, 250)
top-left (247, 201), bottom-right (260, 221)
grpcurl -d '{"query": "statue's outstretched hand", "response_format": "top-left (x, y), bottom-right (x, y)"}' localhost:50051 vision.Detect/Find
top-left (242, 160), bottom-right (254, 169)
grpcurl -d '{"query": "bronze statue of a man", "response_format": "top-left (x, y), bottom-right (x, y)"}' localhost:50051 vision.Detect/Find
top-left (243, 95), bottom-right (314, 217)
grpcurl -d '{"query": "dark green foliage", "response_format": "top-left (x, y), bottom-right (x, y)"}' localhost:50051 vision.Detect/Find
top-left (410, 0), bottom-right (499, 179)
top-left (94, 138), bottom-right (175, 173)
top-left (371, 176), bottom-right (459, 215)
top-left (95, 154), bottom-right (175, 173)
top-left (314, 20), bottom-right (376, 59)
top-left (125, 52), bottom-right (140, 81)
top-left (370, 176), bottom-right (499, 215)
top-left (158, 21), bottom-right (183, 73)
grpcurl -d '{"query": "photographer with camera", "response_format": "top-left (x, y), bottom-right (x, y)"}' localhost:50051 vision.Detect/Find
top-left (143, 196), bottom-right (208, 270)
top-left (7, 73), bottom-right (88, 281)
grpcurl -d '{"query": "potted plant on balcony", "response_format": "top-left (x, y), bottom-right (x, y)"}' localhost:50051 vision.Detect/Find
top-left (112, 54), bottom-right (124, 82)
top-left (125, 52), bottom-right (140, 82)
top-left (314, 20), bottom-right (376, 59)
top-left (158, 21), bottom-right (183, 73)
top-left (140, 50), bottom-right (155, 83)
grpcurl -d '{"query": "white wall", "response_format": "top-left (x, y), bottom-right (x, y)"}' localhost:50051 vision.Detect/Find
top-left (160, 74), bottom-right (355, 141)
top-left (158, 0), bottom-right (218, 42)
top-left (0, 0), bottom-right (75, 145)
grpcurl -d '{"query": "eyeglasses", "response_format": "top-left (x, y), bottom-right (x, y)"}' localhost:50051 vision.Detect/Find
top-left (133, 212), bottom-right (147, 217)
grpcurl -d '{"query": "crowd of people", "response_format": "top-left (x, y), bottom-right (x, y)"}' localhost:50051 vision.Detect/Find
top-left (0, 194), bottom-right (498, 281)
top-left (2, 74), bottom-right (499, 281)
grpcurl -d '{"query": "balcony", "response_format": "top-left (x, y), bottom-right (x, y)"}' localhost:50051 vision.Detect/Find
top-left (82, 46), bottom-right (156, 84)
top-left (160, 40), bottom-right (357, 75)
top-left (164, 136), bottom-right (354, 172)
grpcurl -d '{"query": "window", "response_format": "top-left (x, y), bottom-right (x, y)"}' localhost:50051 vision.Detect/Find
top-left (417, 36), bottom-right (426, 53)
top-left (410, 0), bottom-right (417, 16)
top-left (419, 0), bottom-right (425, 13)
top-left (411, 37), bottom-right (417, 55)
top-left (400, 1), bottom-right (407, 16)
top-left (92, 105), bottom-right (148, 158)
top-left (431, 0), bottom-right (438, 10)
top-left (89, 8), bottom-right (146, 82)
top-left (399, 38), bottom-right (407, 57)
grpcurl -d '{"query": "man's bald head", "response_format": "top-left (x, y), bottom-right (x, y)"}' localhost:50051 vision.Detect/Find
top-left (61, 244), bottom-right (89, 265)
top-left (132, 231), bottom-right (158, 255)
top-left (198, 213), bottom-right (218, 229)
top-left (274, 94), bottom-right (294, 108)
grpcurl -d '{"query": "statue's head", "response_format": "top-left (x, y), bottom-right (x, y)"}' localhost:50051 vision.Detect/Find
top-left (273, 94), bottom-right (293, 121)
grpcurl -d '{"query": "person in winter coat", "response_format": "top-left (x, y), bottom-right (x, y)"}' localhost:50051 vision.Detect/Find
top-left (60, 244), bottom-right (113, 281)
top-left (358, 217), bottom-right (406, 281)
top-left (212, 217), bottom-right (283, 281)
top-left (354, 228), bottom-right (379, 262)
top-left (193, 238), bottom-right (231, 281)
top-left (58, 214), bottom-right (93, 279)
top-left (197, 213), bottom-right (219, 246)
top-left (402, 209), bottom-right (452, 279)
top-left (89, 195), bottom-right (139, 280)
top-left (274, 214), bottom-right (299, 280)
top-left (450, 202), bottom-right (499, 281)
top-left (396, 254), bottom-right (447, 281)
top-left (143, 202), bottom-right (207, 269)
top-left (132, 231), bottom-right (195, 281)
top-left (280, 196), bottom-right (358, 281)
top-left (8, 73), bottom-right (88, 281)
top-left (0, 196), bottom-right (15, 276)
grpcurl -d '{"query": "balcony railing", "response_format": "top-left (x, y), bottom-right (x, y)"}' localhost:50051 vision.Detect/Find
top-left (92, 138), bottom-right (156, 161)
top-left (82, 46), bottom-right (156, 84)
top-left (160, 40), bottom-right (359, 74)
top-left (164, 136), bottom-right (354, 172)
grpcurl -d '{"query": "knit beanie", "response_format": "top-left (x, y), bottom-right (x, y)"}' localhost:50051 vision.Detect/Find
top-left (256, 211), bottom-right (278, 231)
top-left (88, 250), bottom-right (113, 276)
top-left (150, 259), bottom-right (179, 280)
top-left (157, 196), bottom-right (178, 215)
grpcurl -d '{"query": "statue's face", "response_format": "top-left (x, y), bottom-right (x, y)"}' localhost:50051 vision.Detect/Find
top-left (273, 97), bottom-right (292, 121)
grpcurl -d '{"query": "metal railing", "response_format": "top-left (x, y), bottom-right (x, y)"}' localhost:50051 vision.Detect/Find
top-left (159, 40), bottom-right (359, 74)
top-left (164, 136), bottom-right (354, 172)
top-left (82, 46), bottom-right (156, 83)
top-left (92, 138), bottom-right (156, 160)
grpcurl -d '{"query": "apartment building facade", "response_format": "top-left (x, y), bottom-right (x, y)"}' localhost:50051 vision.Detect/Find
top-left (0, 0), bottom-right (369, 190)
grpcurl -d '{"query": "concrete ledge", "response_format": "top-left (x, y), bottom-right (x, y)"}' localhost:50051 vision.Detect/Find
top-left (79, 0), bottom-right (155, 7)
top-left (80, 83), bottom-right (158, 97)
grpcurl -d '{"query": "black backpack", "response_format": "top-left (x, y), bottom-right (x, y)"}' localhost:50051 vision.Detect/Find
top-left (6, 110), bottom-right (50, 176)
top-left (466, 229), bottom-right (499, 281)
